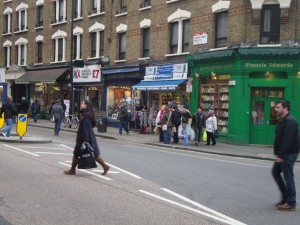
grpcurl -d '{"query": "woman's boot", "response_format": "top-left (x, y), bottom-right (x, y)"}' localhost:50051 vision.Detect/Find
top-left (64, 157), bottom-right (78, 175)
top-left (95, 156), bottom-right (110, 175)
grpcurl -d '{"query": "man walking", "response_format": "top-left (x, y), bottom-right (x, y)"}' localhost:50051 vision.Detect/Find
top-left (51, 99), bottom-right (64, 136)
top-left (272, 100), bottom-right (299, 211)
top-left (192, 106), bottom-right (206, 146)
top-left (30, 97), bottom-right (40, 122)
top-left (117, 102), bottom-right (129, 135)
top-left (1, 96), bottom-right (17, 137)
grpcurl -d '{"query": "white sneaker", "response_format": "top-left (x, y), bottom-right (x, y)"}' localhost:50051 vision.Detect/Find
top-left (2, 132), bottom-right (6, 137)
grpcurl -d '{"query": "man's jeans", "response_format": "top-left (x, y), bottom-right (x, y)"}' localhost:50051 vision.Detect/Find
top-left (272, 153), bottom-right (299, 207)
top-left (2, 118), bottom-right (13, 136)
top-left (119, 120), bottom-right (129, 134)
top-left (54, 118), bottom-right (62, 135)
top-left (32, 113), bottom-right (38, 122)
top-left (163, 129), bottom-right (171, 144)
top-left (194, 126), bottom-right (203, 143)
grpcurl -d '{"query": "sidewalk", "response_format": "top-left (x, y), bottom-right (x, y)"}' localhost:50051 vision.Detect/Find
top-left (22, 118), bottom-right (294, 162)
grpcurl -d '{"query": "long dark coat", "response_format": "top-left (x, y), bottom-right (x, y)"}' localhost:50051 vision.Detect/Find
top-left (73, 110), bottom-right (100, 158)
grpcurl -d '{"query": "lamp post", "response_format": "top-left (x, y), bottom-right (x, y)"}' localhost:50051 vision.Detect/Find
top-left (69, 0), bottom-right (74, 115)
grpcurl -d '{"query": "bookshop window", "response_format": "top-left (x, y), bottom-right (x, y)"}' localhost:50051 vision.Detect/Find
top-left (107, 86), bottom-right (131, 117)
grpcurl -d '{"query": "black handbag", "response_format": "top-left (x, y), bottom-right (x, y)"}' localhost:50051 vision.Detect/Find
top-left (77, 143), bottom-right (97, 169)
top-left (214, 130), bottom-right (219, 138)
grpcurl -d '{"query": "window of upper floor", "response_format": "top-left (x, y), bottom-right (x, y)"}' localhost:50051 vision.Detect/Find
top-left (36, 5), bottom-right (44, 28)
top-left (15, 3), bottom-right (28, 33)
top-left (260, 4), bottom-right (280, 44)
top-left (116, 23), bottom-right (127, 61)
top-left (52, 30), bottom-right (67, 63)
top-left (166, 9), bottom-right (191, 57)
top-left (73, 0), bottom-right (83, 19)
top-left (3, 40), bottom-right (12, 67)
top-left (215, 11), bottom-right (228, 48)
top-left (37, 42), bottom-right (43, 64)
top-left (15, 37), bottom-right (28, 66)
top-left (88, 22), bottom-right (105, 59)
top-left (73, 26), bottom-right (83, 60)
top-left (116, 0), bottom-right (127, 16)
top-left (140, 0), bottom-right (151, 10)
top-left (52, 0), bottom-right (67, 24)
top-left (3, 8), bottom-right (12, 35)
top-left (89, 0), bottom-right (105, 16)
top-left (142, 28), bottom-right (150, 58)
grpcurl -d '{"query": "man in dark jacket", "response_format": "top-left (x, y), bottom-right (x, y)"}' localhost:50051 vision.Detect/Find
top-left (20, 97), bottom-right (29, 114)
top-left (1, 96), bottom-right (17, 137)
top-left (117, 102), bottom-right (129, 135)
top-left (171, 104), bottom-right (181, 143)
top-left (30, 97), bottom-right (40, 122)
top-left (192, 106), bottom-right (206, 146)
top-left (272, 100), bottom-right (299, 211)
top-left (51, 99), bottom-right (64, 136)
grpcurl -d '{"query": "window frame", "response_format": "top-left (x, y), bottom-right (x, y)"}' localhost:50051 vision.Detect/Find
top-left (260, 4), bottom-right (280, 44)
top-left (37, 42), bottom-right (43, 63)
top-left (118, 32), bottom-right (126, 60)
top-left (142, 28), bottom-right (150, 58)
top-left (36, 5), bottom-right (43, 27)
top-left (215, 11), bottom-right (228, 48)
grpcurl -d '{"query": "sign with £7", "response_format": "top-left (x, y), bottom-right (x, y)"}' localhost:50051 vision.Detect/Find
top-left (73, 65), bottom-right (101, 83)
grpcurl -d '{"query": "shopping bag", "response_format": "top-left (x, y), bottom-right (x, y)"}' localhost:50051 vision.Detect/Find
top-left (202, 131), bottom-right (207, 142)
top-left (153, 126), bottom-right (159, 134)
top-left (162, 124), bottom-right (168, 131)
top-left (178, 125), bottom-right (183, 138)
top-left (214, 130), bottom-right (219, 138)
top-left (172, 126), bottom-right (177, 133)
top-left (77, 143), bottom-right (97, 169)
top-left (189, 129), bottom-right (195, 141)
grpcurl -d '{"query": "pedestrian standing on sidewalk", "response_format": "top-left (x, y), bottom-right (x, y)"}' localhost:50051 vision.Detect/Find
top-left (162, 106), bottom-right (172, 144)
top-left (30, 97), bottom-right (40, 122)
top-left (272, 100), bottom-right (299, 211)
top-left (117, 102), bottom-right (129, 135)
top-left (0, 96), bottom-right (17, 137)
top-left (205, 110), bottom-right (217, 146)
top-left (192, 106), bottom-right (206, 146)
top-left (155, 105), bottom-right (166, 143)
top-left (61, 99), bottom-right (67, 120)
top-left (64, 100), bottom-right (110, 176)
top-left (180, 106), bottom-right (192, 146)
top-left (51, 99), bottom-right (64, 136)
top-left (171, 104), bottom-right (181, 144)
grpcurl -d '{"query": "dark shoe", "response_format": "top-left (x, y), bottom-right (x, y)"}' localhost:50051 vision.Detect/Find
top-left (195, 142), bottom-right (198, 146)
top-left (205, 144), bottom-right (210, 146)
top-left (277, 203), bottom-right (296, 211)
top-left (275, 200), bottom-right (286, 207)
top-left (212, 143), bottom-right (216, 146)
top-left (64, 170), bottom-right (76, 175)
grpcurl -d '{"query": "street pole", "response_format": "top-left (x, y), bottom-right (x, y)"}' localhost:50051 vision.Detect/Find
top-left (70, 0), bottom-right (74, 115)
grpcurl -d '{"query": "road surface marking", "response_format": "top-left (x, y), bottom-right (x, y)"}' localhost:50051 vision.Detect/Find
top-left (161, 188), bottom-right (246, 225)
top-left (139, 190), bottom-right (239, 225)
top-left (59, 144), bottom-right (73, 150)
top-left (106, 163), bottom-right (142, 179)
top-left (18, 146), bottom-right (66, 150)
top-left (34, 152), bottom-right (73, 155)
top-left (4, 144), bottom-right (40, 156)
top-left (92, 169), bottom-right (120, 174)
top-left (59, 162), bottom-right (112, 181)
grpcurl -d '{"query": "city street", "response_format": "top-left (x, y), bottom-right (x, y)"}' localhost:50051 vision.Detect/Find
top-left (0, 126), bottom-right (299, 225)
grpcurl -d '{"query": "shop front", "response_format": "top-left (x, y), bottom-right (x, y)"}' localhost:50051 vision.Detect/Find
top-left (73, 65), bottom-right (102, 114)
top-left (101, 66), bottom-right (145, 125)
top-left (0, 68), bottom-right (8, 105)
top-left (132, 63), bottom-right (190, 110)
top-left (188, 48), bottom-right (300, 146)
top-left (15, 67), bottom-right (69, 118)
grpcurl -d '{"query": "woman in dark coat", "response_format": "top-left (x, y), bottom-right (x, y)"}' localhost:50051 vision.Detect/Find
top-left (64, 100), bottom-right (110, 175)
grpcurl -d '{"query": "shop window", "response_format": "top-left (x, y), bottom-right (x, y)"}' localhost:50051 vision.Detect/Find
top-left (36, 5), bottom-right (43, 27)
top-left (260, 4), bottom-right (280, 44)
top-left (118, 32), bottom-right (126, 60)
top-left (142, 28), bottom-right (150, 57)
top-left (215, 11), bottom-right (228, 48)
top-left (37, 42), bottom-right (43, 63)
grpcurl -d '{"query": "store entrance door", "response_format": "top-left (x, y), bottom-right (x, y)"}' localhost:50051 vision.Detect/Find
top-left (249, 88), bottom-right (284, 145)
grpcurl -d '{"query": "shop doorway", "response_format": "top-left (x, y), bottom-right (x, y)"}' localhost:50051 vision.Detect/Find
top-left (249, 88), bottom-right (284, 145)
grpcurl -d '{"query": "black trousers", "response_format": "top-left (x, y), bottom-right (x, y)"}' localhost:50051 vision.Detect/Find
top-left (206, 131), bottom-right (216, 145)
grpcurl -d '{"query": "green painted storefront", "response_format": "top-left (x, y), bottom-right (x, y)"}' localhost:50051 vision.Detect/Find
top-left (188, 48), bottom-right (300, 146)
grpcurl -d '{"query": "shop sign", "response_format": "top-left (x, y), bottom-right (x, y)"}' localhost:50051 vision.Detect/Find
top-left (193, 32), bottom-right (208, 45)
top-left (186, 78), bottom-right (193, 93)
top-left (0, 69), bottom-right (5, 83)
top-left (73, 65), bottom-right (101, 83)
top-left (105, 73), bottom-right (142, 81)
top-left (244, 62), bottom-right (294, 70)
top-left (145, 63), bottom-right (188, 80)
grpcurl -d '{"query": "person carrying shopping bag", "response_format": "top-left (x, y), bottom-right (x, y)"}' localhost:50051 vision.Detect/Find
top-left (180, 106), bottom-right (192, 146)
top-left (192, 106), bottom-right (206, 146)
top-left (64, 100), bottom-right (110, 176)
top-left (205, 110), bottom-right (217, 146)
top-left (155, 105), bottom-right (166, 143)
top-left (161, 106), bottom-right (172, 144)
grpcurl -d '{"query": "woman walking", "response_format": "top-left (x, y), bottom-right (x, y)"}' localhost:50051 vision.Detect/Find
top-left (155, 105), bottom-right (166, 143)
top-left (64, 100), bottom-right (110, 175)
top-left (205, 110), bottom-right (217, 146)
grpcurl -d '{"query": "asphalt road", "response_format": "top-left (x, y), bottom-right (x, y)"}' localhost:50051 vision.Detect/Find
top-left (0, 126), bottom-right (299, 225)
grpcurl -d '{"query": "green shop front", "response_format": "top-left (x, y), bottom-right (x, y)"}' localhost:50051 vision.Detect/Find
top-left (188, 48), bottom-right (300, 146)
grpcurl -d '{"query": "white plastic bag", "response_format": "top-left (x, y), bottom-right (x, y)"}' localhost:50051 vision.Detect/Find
top-left (189, 129), bottom-right (195, 141)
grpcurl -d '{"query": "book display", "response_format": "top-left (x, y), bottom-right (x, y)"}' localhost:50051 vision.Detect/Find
top-left (200, 83), bottom-right (229, 134)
